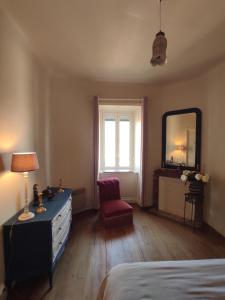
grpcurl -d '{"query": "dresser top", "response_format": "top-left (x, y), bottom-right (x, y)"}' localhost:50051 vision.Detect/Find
top-left (4, 188), bottom-right (72, 226)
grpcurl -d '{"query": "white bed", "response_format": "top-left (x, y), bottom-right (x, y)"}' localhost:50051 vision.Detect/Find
top-left (97, 259), bottom-right (225, 300)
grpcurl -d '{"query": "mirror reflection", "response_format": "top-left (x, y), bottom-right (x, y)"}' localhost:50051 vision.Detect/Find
top-left (166, 113), bottom-right (196, 167)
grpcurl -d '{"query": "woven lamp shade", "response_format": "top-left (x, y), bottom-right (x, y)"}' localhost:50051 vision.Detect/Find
top-left (150, 31), bottom-right (167, 66)
top-left (11, 152), bottom-right (39, 172)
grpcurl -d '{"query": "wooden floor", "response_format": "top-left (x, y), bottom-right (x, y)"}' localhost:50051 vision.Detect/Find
top-left (9, 207), bottom-right (225, 300)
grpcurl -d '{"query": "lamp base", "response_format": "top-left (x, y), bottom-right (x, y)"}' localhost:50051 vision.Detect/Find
top-left (18, 211), bottom-right (35, 221)
top-left (36, 206), bottom-right (47, 214)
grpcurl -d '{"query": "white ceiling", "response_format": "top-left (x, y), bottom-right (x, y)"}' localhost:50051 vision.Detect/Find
top-left (2, 0), bottom-right (225, 83)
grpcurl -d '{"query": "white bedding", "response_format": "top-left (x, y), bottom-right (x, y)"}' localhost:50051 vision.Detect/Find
top-left (97, 259), bottom-right (225, 300)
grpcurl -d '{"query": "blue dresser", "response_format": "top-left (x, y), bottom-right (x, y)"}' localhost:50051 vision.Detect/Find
top-left (3, 188), bottom-right (72, 289)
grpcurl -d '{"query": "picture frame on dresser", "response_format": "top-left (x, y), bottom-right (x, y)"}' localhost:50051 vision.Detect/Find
top-left (3, 188), bottom-right (73, 290)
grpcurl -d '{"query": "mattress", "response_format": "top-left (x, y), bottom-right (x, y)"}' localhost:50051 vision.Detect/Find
top-left (97, 259), bottom-right (225, 300)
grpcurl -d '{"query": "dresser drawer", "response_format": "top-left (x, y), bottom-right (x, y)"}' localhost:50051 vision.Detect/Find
top-left (52, 197), bottom-right (72, 232)
top-left (52, 211), bottom-right (71, 243)
top-left (52, 215), bottom-right (71, 261)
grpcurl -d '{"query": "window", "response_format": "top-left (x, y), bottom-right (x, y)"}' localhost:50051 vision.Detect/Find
top-left (99, 106), bottom-right (135, 172)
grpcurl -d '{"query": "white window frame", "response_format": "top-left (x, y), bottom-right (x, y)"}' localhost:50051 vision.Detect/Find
top-left (99, 107), bottom-right (134, 172)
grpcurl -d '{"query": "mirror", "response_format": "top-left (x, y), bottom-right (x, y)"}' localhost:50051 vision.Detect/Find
top-left (162, 108), bottom-right (201, 170)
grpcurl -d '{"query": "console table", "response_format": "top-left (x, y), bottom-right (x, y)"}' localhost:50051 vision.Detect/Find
top-left (3, 188), bottom-right (72, 289)
top-left (152, 169), bottom-right (203, 228)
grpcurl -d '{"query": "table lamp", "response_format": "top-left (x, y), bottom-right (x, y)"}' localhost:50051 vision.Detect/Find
top-left (11, 152), bottom-right (39, 221)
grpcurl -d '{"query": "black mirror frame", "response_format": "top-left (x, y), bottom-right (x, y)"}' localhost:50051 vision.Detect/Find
top-left (162, 108), bottom-right (202, 171)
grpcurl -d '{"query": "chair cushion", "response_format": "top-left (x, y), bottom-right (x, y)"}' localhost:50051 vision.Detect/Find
top-left (102, 200), bottom-right (133, 218)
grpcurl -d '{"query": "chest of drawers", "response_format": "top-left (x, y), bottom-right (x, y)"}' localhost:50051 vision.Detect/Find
top-left (3, 188), bottom-right (72, 289)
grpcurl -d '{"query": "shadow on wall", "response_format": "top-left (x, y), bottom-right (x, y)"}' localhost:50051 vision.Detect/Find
top-left (205, 176), bottom-right (225, 236)
top-left (0, 150), bottom-right (22, 196)
top-left (71, 188), bottom-right (88, 214)
top-left (0, 156), bottom-right (4, 173)
top-left (0, 152), bottom-right (11, 174)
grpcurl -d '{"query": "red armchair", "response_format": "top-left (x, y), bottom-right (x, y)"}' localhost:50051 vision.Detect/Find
top-left (97, 178), bottom-right (133, 227)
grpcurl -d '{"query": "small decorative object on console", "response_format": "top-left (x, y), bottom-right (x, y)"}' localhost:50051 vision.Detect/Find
top-left (58, 178), bottom-right (64, 193)
top-left (36, 192), bottom-right (47, 213)
top-left (181, 170), bottom-right (210, 184)
top-left (42, 186), bottom-right (57, 200)
top-left (33, 184), bottom-right (39, 206)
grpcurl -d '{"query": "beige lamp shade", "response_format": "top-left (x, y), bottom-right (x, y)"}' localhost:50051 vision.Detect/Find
top-left (11, 152), bottom-right (39, 172)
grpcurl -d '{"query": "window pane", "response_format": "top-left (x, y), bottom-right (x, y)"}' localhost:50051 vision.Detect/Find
top-left (119, 120), bottom-right (130, 167)
top-left (105, 120), bottom-right (115, 167)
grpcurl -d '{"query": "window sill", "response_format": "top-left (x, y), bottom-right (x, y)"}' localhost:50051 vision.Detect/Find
top-left (99, 170), bottom-right (136, 174)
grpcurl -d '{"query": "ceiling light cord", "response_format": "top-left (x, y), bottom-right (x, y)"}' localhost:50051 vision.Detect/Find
top-left (150, 0), bottom-right (167, 67)
top-left (159, 0), bottom-right (162, 32)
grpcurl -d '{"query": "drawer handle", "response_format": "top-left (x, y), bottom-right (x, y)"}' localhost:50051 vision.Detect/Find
top-left (59, 241), bottom-right (63, 246)
top-left (57, 227), bottom-right (62, 234)
top-left (57, 214), bottom-right (62, 219)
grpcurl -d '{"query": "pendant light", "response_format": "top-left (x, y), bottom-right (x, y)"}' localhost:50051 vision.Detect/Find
top-left (150, 0), bottom-right (167, 66)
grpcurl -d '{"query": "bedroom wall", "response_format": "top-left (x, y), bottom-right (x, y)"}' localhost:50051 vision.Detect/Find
top-left (49, 58), bottom-right (225, 237)
top-left (155, 76), bottom-right (208, 168)
top-left (0, 9), bottom-right (49, 292)
top-left (150, 76), bottom-right (207, 221)
top-left (203, 61), bottom-right (225, 236)
top-left (48, 70), bottom-right (213, 219)
top-left (49, 76), bottom-right (159, 212)
top-left (155, 61), bottom-right (225, 237)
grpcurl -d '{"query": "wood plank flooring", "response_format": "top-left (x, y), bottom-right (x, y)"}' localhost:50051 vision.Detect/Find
top-left (9, 207), bottom-right (225, 300)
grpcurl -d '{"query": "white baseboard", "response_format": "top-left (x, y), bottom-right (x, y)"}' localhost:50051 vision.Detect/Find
top-left (121, 197), bottom-right (137, 203)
